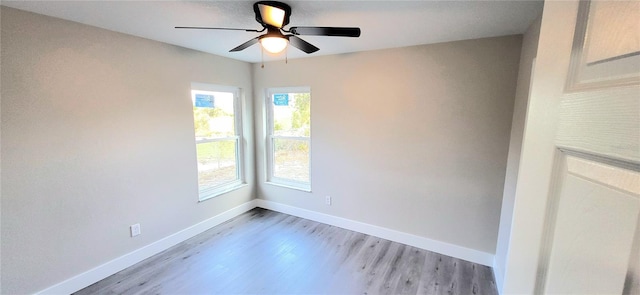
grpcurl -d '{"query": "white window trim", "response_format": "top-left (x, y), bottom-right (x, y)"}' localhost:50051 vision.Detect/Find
top-left (191, 82), bottom-right (246, 201)
top-left (265, 87), bottom-right (312, 192)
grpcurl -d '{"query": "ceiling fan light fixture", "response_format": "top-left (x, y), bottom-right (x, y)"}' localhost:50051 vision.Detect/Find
top-left (258, 4), bottom-right (285, 28)
top-left (260, 36), bottom-right (289, 53)
top-left (176, 1), bottom-right (360, 55)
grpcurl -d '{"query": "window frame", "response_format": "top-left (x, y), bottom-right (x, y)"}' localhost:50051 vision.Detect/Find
top-left (191, 82), bottom-right (246, 201)
top-left (265, 87), bottom-right (312, 192)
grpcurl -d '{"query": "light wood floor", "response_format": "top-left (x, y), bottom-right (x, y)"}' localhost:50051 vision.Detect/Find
top-left (75, 208), bottom-right (498, 295)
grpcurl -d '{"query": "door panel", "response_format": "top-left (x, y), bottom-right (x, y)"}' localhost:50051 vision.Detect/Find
top-left (543, 155), bottom-right (639, 294)
top-left (503, 0), bottom-right (640, 293)
top-left (539, 0), bottom-right (640, 292)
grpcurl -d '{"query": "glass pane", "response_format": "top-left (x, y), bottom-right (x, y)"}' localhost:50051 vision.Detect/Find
top-left (192, 90), bottom-right (235, 139)
top-left (272, 92), bottom-right (310, 137)
top-left (196, 140), bottom-right (237, 192)
top-left (273, 138), bottom-right (309, 183)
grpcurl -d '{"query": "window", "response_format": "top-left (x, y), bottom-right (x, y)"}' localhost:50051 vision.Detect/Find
top-left (191, 83), bottom-right (244, 201)
top-left (266, 87), bottom-right (311, 191)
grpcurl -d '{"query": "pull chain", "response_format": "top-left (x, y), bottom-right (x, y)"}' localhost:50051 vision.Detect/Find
top-left (285, 45), bottom-right (288, 64)
top-left (261, 46), bottom-right (265, 69)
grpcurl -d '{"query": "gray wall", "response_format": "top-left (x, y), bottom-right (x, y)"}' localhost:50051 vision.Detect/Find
top-left (253, 35), bottom-right (522, 255)
top-left (2, 6), bottom-right (527, 293)
top-left (494, 16), bottom-right (541, 292)
top-left (0, 7), bottom-right (255, 294)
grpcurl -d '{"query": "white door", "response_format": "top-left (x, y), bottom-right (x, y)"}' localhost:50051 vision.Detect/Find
top-left (503, 1), bottom-right (640, 294)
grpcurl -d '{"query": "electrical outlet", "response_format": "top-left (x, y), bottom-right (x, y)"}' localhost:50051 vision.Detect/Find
top-left (130, 223), bottom-right (141, 237)
top-left (325, 196), bottom-right (332, 206)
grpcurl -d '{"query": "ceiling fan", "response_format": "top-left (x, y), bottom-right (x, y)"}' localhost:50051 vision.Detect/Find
top-left (176, 1), bottom-right (361, 55)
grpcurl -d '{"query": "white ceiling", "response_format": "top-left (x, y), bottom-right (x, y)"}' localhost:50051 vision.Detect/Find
top-left (1, 1), bottom-right (543, 63)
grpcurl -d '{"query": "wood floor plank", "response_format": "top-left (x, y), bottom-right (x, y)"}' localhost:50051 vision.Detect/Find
top-left (377, 243), bottom-right (409, 293)
top-left (435, 254), bottom-right (457, 295)
top-left (453, 258), bottom-right (475, 295)
top-left (393, 246), bottom-right (426, 295)
top-left (361, 239), bottom-right (398, 294)
top-left (74, 208), bottom-right (498, 295)
top-left (416, 251), bottom-right (440, 295)
top-left (475, 261), bottom-right (499, 295)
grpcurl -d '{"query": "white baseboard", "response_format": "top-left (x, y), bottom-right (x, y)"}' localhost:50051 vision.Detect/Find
top-left (36, 199), bottom-right (258, 295)
top-left (255, 199), bottom-right (494, 266)
top-left (493, 259), bottom-right (505, 295)
top-left (36, 198), bottom-right (495, 294)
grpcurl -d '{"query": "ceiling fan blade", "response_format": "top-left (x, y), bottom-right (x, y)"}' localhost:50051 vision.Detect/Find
top-left (230, 37), bottom-right (260, 52)
top-left (175, 26), bottom-right (263, 33)
top-left (287, 35), bottom-right (319, 54)
top-left (290, 27), bottom-right (361, 37)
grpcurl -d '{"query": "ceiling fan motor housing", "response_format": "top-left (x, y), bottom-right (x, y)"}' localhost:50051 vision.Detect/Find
top-left (175, 1), bottom-right (360, 54)
top-left (254, 1), bottom-right (292, 28)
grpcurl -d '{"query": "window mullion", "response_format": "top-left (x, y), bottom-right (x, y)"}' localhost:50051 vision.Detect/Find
top-left (197, 136), bottom-right (239, 144)
top-left (271, 136), bottom-right (309, 141)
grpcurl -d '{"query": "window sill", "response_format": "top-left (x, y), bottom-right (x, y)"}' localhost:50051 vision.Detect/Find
top-left (265, 181), bottom-right (311, 193)
top-left (198, 182), bottom-right (248, 202)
